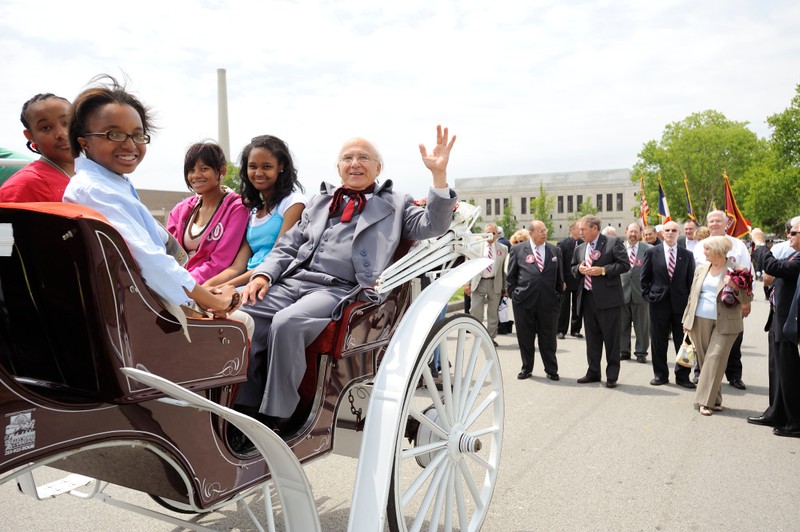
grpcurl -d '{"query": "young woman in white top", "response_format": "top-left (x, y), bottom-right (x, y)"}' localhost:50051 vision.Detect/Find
top-left (204, 135), bottom-right (305, 288)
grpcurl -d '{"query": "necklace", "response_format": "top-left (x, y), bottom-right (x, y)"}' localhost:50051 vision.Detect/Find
top-left (39, 155), bottom-right (73, 179)
top-left (187, 192), bottom-right (228, 240)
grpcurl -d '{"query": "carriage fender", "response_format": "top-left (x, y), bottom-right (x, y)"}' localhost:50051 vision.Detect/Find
top-left (347, 257), bottom-right (491, 532)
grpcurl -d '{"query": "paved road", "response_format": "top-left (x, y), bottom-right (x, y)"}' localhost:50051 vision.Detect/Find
top-left (1, 286), bottom-right (798, 530)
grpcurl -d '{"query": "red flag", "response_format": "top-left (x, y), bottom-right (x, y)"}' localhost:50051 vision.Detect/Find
top-left (723, 173), bottom-right (750, 238)
top-left (639, 175), bottom-right (649, 227)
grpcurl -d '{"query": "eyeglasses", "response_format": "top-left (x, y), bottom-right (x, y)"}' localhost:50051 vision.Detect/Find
top-left (663, 229), bottom-right (679, 232)
top-left (339, 153), bottom-right (374, 164)
top-left (84, 131), bottom-right (151, 144)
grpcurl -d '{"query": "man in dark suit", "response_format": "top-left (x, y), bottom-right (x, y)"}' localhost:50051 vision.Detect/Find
top-left (620, 222), bottom-right (651, 363)
top-left (571, 215), bottom-right (630, 388)
top-left (640, 220), bottom-right (696, 387)
top-left (507, 220), bottom-right (564, 381)
top-left (750, 225), bottom-right (800, 437)
top-left (557, 221), bottom-right (583, 339)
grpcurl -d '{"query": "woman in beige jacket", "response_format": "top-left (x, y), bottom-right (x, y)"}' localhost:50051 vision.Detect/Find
top-left (682, 236), bottom-right (753, 416)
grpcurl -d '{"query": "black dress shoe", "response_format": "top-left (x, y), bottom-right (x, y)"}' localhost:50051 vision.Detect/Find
top-left (570, 332), bottom-right (584, 338)
top-left (620, 354), bottom-right (631, 361)
top-left (517, 370), bottom-right (532, 380)
top-left (577, 375), bottom-right (600, 384)
top-left (773, 425), bottom-right (800, 438)
top-left (557, 332), bottom-right (566, 340)
top-left (605, 380), bottom-right (618, 388)
top-left (546, 372), bottom-right (560, 381)
top-left (636, 355), bottom-right (647, 363)
top-left (729, 379), bottom-right (746, 390)
top-left (747, 415), bottom-right (778, 427)
top-left (676, 380), bottom-right (697, 389)
top-left (650, 378), bottom-right (668, 386)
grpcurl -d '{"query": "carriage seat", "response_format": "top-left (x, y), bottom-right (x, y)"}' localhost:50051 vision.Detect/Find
top-left (0, 203), bottom-right (250, 405)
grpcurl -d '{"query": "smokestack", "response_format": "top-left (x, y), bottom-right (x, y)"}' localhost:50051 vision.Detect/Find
top-left (217, 68), bottom-right (231, 161)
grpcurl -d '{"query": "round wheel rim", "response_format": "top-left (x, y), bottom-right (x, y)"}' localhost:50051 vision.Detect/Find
top-left (390, 314), bottom-right (504, 532)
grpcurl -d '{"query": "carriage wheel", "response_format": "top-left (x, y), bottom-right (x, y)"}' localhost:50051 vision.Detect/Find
top-left (149, 494), bottom-right (210, 514)
top-left (387, 314), bottom-right (504, 532)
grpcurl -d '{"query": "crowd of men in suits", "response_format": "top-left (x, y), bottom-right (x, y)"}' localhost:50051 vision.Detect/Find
top-left (466, 212), bottom-right (800, 436)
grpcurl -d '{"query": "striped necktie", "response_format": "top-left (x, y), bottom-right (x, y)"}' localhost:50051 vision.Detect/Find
top-left (667, 247), bottom-right (675, 279)
top-left (535, 247), bottom-right (544, 271)
top-left (584, 242), bottom-right (595, 290)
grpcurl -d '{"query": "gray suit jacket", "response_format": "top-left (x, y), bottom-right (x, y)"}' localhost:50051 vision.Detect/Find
top-left (621, 241), bottom-right (652, 304)
top-left (251, 180), bottom-right (457, 316)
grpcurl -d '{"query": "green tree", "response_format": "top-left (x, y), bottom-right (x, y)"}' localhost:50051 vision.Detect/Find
top-left (223, 162), bottom-right (240, 191)
top-left (529, 182), bottom-right (555, 234)
top-left (632, 110), bottom-right (766, 224)
top-left (498, 205), bottom-right (517, 239)
top-left (569, 200), bottom-right (598, 222)
top-left (767, 83), bottom-right (800, 167)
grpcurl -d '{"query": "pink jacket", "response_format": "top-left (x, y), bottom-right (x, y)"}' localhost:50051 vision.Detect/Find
top-left (167, 193), bottom-right (249, 284)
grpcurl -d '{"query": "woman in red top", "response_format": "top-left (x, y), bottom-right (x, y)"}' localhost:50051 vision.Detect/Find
top-left (0, 93), bottom-right (75, 202)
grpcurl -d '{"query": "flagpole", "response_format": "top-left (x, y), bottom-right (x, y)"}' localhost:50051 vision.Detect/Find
top-left (683, 174), bottom-right (697, 222)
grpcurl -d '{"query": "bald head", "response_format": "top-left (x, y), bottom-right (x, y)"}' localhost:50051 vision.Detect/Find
top-left (529, 220), bottom-right (548, 245)
top-left (337, 137), bottom-right (383, 190)
top-left (662, 221), bottom-right (679, 245)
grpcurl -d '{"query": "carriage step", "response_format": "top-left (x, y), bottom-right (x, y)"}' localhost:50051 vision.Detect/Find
top-left (17, 472), bottom-right (94, 500)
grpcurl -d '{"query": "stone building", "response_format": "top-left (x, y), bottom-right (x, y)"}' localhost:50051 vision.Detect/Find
top-left (137, 189), bottom-right (194, 225)
top-left (454, 168), bottom-right (638, 239)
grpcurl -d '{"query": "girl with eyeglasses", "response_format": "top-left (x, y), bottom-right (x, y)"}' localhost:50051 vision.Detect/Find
top-left (0, 93), bottom-right (74, 202)
top-left (166, 141), bottom-right (249, 284)
top-left (203, 135), bottom-right (305, 289)
top-left (63, 75), bottom-right (242, 319)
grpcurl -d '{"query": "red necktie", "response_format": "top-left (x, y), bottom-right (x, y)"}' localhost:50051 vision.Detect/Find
top-left (486, 244), bottom-right (494, 274)
top-left (329, 184), bottom-right (375, 222)
top-left (629, 247), bottom-right (636, 266)
top-left (535, 248), bottom-right (544, 271)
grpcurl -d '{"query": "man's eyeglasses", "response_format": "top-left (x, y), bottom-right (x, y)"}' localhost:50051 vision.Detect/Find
top-left (663, 229), bottom-right (679, 232)
top-left (340, 154), bottom-right (374, 164)
top-left (84, 131), bottom-right (151, 144)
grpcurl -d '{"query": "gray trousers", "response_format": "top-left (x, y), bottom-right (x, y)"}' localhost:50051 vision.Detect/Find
top-left (470, 278), bottom-right (501, 338)
top-left (620, 300), bottom-right (649, 357)
top-left (237, 272), bottom-right (355, 418)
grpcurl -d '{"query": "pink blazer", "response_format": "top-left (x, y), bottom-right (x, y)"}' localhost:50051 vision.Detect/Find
top-left (167, 193), bottom-right (249, 284)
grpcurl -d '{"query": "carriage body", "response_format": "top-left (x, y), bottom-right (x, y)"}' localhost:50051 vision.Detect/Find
top-left (0, 202), bottom-right (502, 531)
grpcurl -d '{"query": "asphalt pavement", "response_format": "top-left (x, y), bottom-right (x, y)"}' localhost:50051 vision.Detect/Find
top-left (1, 283), bottom-right (798, 531)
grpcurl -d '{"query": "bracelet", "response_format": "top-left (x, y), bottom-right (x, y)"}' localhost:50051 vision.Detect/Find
top-left (226, 292), bottom-right (241, 313)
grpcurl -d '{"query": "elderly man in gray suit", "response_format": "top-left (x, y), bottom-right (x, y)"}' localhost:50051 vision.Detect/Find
top-left (236, 126), bottom-right (458, 423)
top-left (620, 222), bottom-right (651, 363)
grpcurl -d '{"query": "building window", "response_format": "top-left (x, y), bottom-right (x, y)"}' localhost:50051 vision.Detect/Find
top-left (606, 193), bottom-right (613, 212)
top-left (494, 198), bottom-right (500, 216)
top-left (577, 195), bottom-right (583, 210)
top-left (616, 193), bottom-right (623, 211)
top-left (485, 199), bottom-right (492, 216)
top-left (558, 196), bottom-right (564, 213)
top-left (567, 195), bottom-right (574, 213)
top-left (520, 197), bottom-right (527, 215)
top-left (596, 194), bottom-right (603, 211)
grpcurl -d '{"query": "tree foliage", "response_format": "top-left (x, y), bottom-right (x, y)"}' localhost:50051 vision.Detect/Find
top-left (498, 206), bottom-right (517, 240)
top-left (529, 182), bottom-right (555, 234)
top-left (767, 84), bottom-right (800, 168)
top-left (569, 200), bottom-right (598, 222)
top-left (632, 110), bottom-right (765, 225)
top-left (223, 162), bottom-right (241, 191)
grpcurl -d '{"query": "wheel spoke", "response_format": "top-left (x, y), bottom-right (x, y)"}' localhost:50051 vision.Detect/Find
top-left (459, 359), bottom-right (494, 421)
top-left (409, 405), bottom-right (448, 440)
top-left (400, 439), bottom-right (447, 461)
top-left (454, 458), bottom-right (470, 530)
top-left (420, 369), bottom-right (453, 431)
top-left (464, 390), bottom-right (499, 429)
top-left (457, 337), bottom-right (482, 416)
top-left (464, 448), bottom-right (494, 474)
top-left (451, 326), bottom-right (468, 416)
top-left (458, 456), bottom-right (485, 512)
top-left (428, 463), bottom-right (451, 532)
top-left (401, 448), bottom-right (447, 507)
top-left (444, 464), bottom-right (455, 532)
top-left (409, 454), bottom-right (449, 532)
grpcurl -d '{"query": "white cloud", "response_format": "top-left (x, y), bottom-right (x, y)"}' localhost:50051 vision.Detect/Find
top-left (1, 0), bottom-right (798, 198)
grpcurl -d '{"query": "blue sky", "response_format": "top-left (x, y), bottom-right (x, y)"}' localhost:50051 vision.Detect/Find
top-left (1, 0), bottom-right (798, 197)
